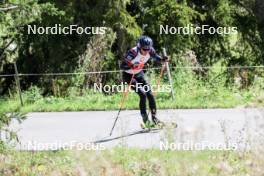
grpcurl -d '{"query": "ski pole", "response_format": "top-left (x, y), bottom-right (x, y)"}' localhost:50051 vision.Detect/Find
top-left (109, 72), bottom-right (135, 136)
top-left (147, 48), bottom-right (169, 118)
top-left (154, 61), bottom-right (166, 97)
top-left (163, 48), bottom-right (175, 100)
top-left (147, 61), bottom-right (166, 118)
top-left (153, 48), bottom-right (169, 97)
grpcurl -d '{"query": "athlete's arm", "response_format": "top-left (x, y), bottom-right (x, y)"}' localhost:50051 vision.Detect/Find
top-left (120, 48), bottom-right (138, 70)
top-left (149, 47), bottom-right (169, 63)
top-left (149, 48), bottom-right (162, 62)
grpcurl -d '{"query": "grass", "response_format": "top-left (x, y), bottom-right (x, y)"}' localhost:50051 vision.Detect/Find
top-left (1, 67), bottom-right (263, 113)
top-left (0, 149), bottom-right (77, 175)
top-left (1, 147), bottom-right (263, 176)
top-left (0, 85), bottom-right (263, 113)
top-left (101, 148), bottom-right (248, 176)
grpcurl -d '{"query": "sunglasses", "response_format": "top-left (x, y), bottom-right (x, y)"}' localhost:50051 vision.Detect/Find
top-left (142, 48), bottom-right (150, 51)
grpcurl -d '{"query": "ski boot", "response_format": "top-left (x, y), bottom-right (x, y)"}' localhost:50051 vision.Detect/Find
top-left (153, 116), bottom-right (178, 129)
top-left (151, 108), bottom-right (177, 128)
top-left (152, 116), bottom-right (165, 129)
top-left (140, 121), bottom-right (156, 129)
top-left (151, 109), bottom-right (165, 128)
top-left (140, 113), bottom-right (155, 129)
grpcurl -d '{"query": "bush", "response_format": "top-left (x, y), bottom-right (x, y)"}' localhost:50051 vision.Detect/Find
top-left (23, 86), bottom-right (43, 104)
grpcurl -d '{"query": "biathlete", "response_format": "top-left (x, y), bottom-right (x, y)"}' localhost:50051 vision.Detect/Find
top-left (120, 35), bottom-right (168, 128)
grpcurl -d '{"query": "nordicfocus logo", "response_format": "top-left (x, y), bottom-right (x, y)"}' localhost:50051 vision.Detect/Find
top-left (22, 140), bottom-right (106, 151)
top-left (160, 141), bottom-right (239, 151)
top-left (27, 24), bottom-right (107, 35)
top-left (93, 83), bottom-right (172, 93)
top-left (160, 24), bottom-right (238, 35)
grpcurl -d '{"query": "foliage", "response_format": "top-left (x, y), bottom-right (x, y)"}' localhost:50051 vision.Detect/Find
top-left (0, 0), bottom-right (263, 97)
top-left (0, 66), bottom-right (263, 113)
top-left (0, 112), bottom-right (26, 152)
top-left (0, 150), bottom-right (77, 175)
top-left (22, 85), bottom-right (42, 103)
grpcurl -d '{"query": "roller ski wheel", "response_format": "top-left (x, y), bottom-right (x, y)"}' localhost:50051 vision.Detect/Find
top-left (141, 121), bottom-right (177, 130)
top-left (152, 118), bottom-right (166, 128)
top-left (163, 122), bottom-right (178, 129)
top-left (154, 121), bottom-right (177, 129)
top-left (155, 121), bottom-right (166, 128)
top-left (140, 121), bottom-right (166, 130)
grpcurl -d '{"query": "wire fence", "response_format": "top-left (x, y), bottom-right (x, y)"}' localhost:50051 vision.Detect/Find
top-left (1, 64), bottom-right (264, 106)
top-left (0, 65), bottom-right (264, 78)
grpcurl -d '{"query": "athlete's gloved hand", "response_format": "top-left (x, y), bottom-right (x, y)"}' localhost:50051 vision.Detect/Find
top-left (162, 56), bottom-right (169, 62)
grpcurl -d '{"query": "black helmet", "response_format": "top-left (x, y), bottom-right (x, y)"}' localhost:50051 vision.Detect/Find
top-left (137, 36), bottom-right (153, 50)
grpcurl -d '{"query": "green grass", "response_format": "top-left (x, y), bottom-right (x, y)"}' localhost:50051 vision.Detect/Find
top-left (1, 147), bottom-right (262, 176)
top-left (1, 67), bottom-right (264, 113)
top-left (0, 86), bottom-right (263, 113)
top-left (101, 148), bottom-right (249, 176)
top-left (0, 149), bottom-right (78, 175)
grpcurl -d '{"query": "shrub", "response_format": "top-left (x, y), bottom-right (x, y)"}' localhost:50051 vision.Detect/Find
top-left (23, 86), bottom-right (42, 104)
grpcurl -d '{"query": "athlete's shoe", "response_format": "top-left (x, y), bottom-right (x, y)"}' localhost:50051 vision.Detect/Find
top-left (140, 120), bottom-right (155, 129)
top-left (152, 117), bottom-right (165, 127)
top-left (141, 113), bottom-right (149, 124)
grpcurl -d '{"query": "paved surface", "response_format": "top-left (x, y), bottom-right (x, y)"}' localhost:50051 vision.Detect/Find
top-left (9, 108), bottom-right (264, 151)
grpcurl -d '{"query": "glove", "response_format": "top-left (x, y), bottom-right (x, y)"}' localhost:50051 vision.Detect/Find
top-left (162, 56), bottom-right (169, 62)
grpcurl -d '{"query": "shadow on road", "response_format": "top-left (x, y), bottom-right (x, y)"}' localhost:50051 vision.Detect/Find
top-left (93, 129), bottom-right (160, 144)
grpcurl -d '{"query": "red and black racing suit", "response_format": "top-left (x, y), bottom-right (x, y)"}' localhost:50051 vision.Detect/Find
top-left (120, 46), bottom-right (162, 123)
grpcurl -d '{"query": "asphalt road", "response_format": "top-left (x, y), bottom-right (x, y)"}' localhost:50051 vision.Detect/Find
top-left (9, 108), bottom-right (264, 151)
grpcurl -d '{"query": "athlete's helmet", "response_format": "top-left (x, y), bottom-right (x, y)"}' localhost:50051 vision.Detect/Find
top-left (137, 36), bottom-right (153, 50)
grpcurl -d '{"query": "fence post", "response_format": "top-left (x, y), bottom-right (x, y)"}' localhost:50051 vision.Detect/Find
top-left (13, 62), bottom-right (24, 106)
top-left (162, 48), bottom-right (175, 100)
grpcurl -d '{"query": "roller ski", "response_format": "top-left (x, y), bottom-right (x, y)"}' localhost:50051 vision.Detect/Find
top-left (140, 121), bottom-right (156, 130)
top-left (140, 116), bottom-right (177, 130)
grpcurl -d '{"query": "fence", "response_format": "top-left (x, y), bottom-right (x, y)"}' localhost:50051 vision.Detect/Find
top-left (1, 65), bottom-right (264, 78)
top-left (0, 63), bottom-right (264, 106)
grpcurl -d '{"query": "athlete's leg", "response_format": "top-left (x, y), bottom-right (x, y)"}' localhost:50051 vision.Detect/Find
top-left (137, 76), bottom-right (161, 124)
top-left (123, 72), bottom-right (149, 123)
